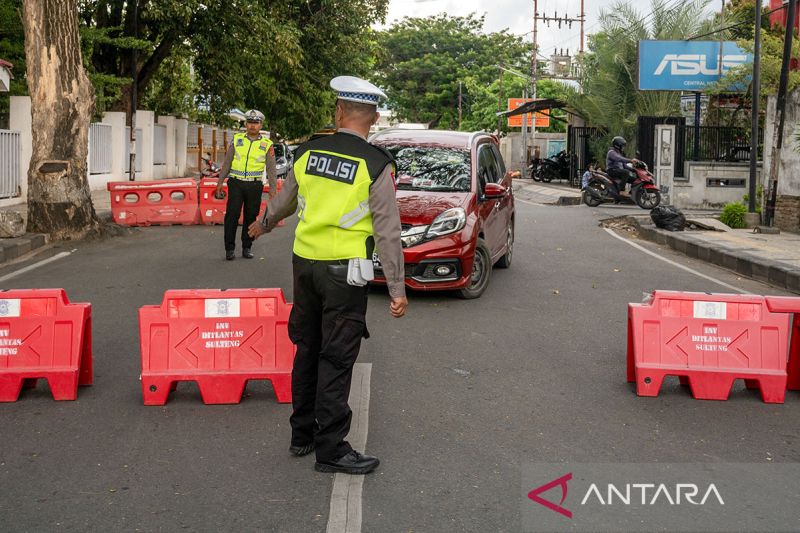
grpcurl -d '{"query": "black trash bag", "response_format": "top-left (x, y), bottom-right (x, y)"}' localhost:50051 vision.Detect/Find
top-left (650, 205), bottom-right (686, 231)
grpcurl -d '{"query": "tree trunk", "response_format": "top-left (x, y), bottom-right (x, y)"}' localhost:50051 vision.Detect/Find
top-left (22, 0), bottom-right (99, 240)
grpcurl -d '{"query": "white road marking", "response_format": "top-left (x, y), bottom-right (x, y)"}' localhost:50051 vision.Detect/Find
top-left (326, 362), bottom-right (372, 533)
top-left (603, 228), bottom-right (748, 294)
top-left (0, 251), bottom-right (73, 283)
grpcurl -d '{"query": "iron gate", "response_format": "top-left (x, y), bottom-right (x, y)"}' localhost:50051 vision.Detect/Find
top-left (567, 126), bottom-right (605, 188)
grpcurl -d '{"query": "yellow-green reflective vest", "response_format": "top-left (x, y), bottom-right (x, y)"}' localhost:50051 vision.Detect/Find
top-left (292, 133), bottom-right (393, 260)
top-left (230, 133), bottom-right (273, 180)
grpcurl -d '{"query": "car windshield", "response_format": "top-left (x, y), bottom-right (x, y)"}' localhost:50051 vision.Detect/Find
top-left (273, 144), bottom-right (286, 158)
top-left (385, 146), bottom-right (471, 192)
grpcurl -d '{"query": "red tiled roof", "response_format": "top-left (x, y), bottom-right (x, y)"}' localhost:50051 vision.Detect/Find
top-left (0, 59), bottom-right (13, 69)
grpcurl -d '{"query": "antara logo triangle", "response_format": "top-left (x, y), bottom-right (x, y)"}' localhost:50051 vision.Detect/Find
top-left (528, 473), bottom-right (573, 518)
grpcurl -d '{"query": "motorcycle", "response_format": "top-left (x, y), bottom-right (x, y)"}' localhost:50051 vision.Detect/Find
top-left (533, 150), bottom-right (571, 182)
top-left (582, 160), bottom-right (661, 209)
top-left (201, 154), bottom-right (225, 199)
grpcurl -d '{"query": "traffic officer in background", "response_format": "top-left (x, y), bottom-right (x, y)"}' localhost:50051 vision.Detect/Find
top-left (248, 76), bottom-right (407, 475)
top-left (216, 109), bottom-right (277, 260)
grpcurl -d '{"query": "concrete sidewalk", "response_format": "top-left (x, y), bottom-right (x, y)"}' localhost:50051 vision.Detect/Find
top-left (512, 178), bottom-right (800, 294)
top-left (0, 189), bottom-right (112, 265)
top-left (512, 178), bottom-right (582, 205)
top-left (627, 215), bottom-right (800, 294)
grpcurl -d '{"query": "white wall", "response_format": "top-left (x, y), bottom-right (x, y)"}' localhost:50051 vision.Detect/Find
top-left (0, 95), bottom-right (31, 207)
top-left (87, 111), bottom-right (126, 190)
top-left (175, 118), bottom-right (188, 177)
top-left (4, 96), bottom-right (200, 206)
top-left (135, 110), bottom-right (154, 181)
top-left (157, 115), bottom-right (176, 178)
top-left (671, 162), bottom-right (760, 209)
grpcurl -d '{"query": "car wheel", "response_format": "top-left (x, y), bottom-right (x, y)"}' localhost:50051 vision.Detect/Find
top-left (458, 239), bottom-right (492, 299)
top-left (495, 224), bottom-right (514, 268)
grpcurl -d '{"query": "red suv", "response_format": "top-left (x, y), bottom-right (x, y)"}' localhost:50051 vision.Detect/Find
top-left (370, 129), bottom-right (515, 299)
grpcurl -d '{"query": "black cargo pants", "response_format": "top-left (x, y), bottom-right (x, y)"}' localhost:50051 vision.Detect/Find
top-left (224, 177), bottom-right (263, 251)
top-left (288, 254), bottom-right (370, 462)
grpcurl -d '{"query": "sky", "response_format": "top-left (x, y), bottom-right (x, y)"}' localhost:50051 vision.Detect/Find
top-left (378, 0), bottom-right (619, 60)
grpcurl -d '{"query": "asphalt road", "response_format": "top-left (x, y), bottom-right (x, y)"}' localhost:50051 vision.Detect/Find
top-left (0, 198), bottom-right (798, 532)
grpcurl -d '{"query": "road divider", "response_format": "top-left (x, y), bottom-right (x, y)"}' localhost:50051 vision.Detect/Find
top-left (628, 290), bottom-right (795, 403)
top-left (108, 179), bottom-right (201, 226)
top-left (198, 178), bottom-right (285, 227)
top-left (138, 288), bottom-right (295, 405)
top-left (0, 289), bottom-right (92, 401)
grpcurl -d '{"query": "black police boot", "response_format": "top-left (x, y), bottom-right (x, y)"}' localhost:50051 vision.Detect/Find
top-left (226, 250), bottom-right (235, 261)
top-left (289, 443), bottom-right (315, 457)
top-left (314, 451), bottom-right (380, 475)
top-left (242, 248), bottom-right (254, 259)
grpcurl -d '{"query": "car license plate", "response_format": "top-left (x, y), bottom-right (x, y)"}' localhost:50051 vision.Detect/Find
top-left (372, 252), bottom-right (382, 269)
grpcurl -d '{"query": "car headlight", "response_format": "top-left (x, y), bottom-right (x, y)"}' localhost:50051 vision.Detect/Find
top-left (425, 208), bottom-right (466, 238)
top-left (401, 225), bottom-right (428, 248)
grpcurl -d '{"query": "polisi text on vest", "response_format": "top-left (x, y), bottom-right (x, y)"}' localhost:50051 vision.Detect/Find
top-left (307, 153), bottom-right (359, 184)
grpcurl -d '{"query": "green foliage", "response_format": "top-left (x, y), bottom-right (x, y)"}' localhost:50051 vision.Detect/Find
top-left (140, 45), bottom-right (196, 120)
top-left (374, 14), bottom-right (529, 131)
top-left (571, 0), bottom-right (721, 150)
top-left (459, 75), bottom-right (573, 133)
top-left (719, 202), bottom-right (748, 228)
top-left (0, 0), bottom-right (26, 116)
top-left (742, 183), bottom-right (763, 213)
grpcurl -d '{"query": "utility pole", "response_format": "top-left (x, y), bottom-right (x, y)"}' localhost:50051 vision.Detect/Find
top-left (458, 81), bottom-right (463, 130)
top-left (765, 0), bottom-right (797, 226)
top-left (128, 1), bottom-right (137, 181)
top-left (531, 0), bottom-right (539, 152)
top-left (497, 68), bottom-right (504, 134)
top-left (748, 0), bottom-right (762, 214)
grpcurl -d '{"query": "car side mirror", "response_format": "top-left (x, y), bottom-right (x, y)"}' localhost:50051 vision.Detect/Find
top-left (483, 182), bottom-right (506, 199)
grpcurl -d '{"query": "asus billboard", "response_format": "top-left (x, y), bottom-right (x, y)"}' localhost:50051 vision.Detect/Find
top-left (638, 40), bottom-right (751, 91)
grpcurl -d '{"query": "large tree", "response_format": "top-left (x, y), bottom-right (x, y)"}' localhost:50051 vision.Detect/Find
top-left (22, 0), bottom-right (98, 239)
top-left (374, 14), bottom-right (529, 130)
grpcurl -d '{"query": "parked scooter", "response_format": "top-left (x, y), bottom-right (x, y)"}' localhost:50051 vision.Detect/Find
top-left (582, 160), bottom-right (661, 209)
top-left (201, 154), bottom-right (225, 199)
top-left (534, 150), bottom-right (571, 182)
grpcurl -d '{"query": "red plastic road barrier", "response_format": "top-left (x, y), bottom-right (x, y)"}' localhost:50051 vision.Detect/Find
top-left (765, 296), bottom-right (800, 391)
top-left (627, 290), bottom-right (791, 403)
top-left (139, 288), bottom-right (295, 405)
top-left (198, 178), bottom-right (285, 226)
top-left (107, 179), bottom-right (201, 226)
top-left (0, 289), bottom-right (92, 402)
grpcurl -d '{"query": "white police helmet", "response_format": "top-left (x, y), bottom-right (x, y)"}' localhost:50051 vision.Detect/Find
top-left (245, 109), bottom-right (265, 123)
top-left (330, 76), bottom-right (387, 106)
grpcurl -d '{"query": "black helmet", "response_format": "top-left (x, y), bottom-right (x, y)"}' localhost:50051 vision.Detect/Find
top-left (612, 136), bottom-right (627, 151)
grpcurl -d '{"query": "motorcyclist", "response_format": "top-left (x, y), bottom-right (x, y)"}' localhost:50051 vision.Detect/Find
top-left (605, 136), bottom-right (637, 195)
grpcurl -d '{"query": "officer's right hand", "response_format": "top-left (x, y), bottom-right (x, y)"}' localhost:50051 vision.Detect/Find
top-left (214, 184), bottom-right (225, 200)
top-left (390, 297), bottom-right (408, 318)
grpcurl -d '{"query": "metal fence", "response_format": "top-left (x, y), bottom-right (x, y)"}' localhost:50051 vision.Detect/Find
top-left (0, 129), bottom-right (20, 199)
top-left (567, 125), bottom-right (605, 188)
top-left (680, 125), bottom-right (762, 164)
top-left (153, 124), bottom-right (167, 165)
top-left (88, 123), bottom-right (113, 175)
top-left (187, 123), bottom-right (201, 148)
top-left (124, 127), bottom-right (143, 172)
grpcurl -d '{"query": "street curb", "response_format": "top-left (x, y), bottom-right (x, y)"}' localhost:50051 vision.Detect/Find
top-left (630, 217), bottom-right (800, 294)
top-left (556, 196), bottom-right (583, 206)
top-left (0, 233), bottom-right (48, 266)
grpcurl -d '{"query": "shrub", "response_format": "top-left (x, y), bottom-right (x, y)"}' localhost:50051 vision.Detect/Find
top-left (719, 202), bottom-right (748, 229)
top-left (742, 183), bottom-right (763, 214)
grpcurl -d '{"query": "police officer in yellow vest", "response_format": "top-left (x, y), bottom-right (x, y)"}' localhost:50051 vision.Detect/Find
top-left (216, 109), bottom-right (277, 260)
top-left (248, 76), bottom-right (407, 475)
